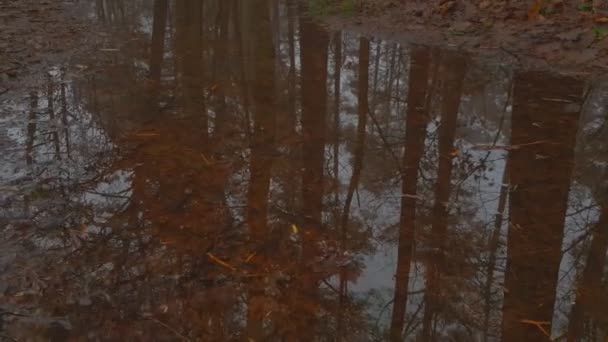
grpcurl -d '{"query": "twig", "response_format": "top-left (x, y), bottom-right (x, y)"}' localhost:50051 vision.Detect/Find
top-left (133, 132), bottom-right (160, 138)
top-left (0, 333), bottom-right (19, 342)
top-left (366, 105), bottom-right (403, 174)
top-left (207, 253), bottom-right (237, 272)
top-left (453, 82), bottom-right (512, 200)
top-left (471, 140), bottom-right (553, 151)
top-left (374, 298), bottom-right (395, 332)
top-left (84, 190), bottom-right (131, 199)
top-left (0, 309), bottom-right (28, 318)
top-left (402, 297), bottom-right (425, 338)
top-left (145, 317), bottom-right (191, 342)
top-left (0, 66), bottom-right (19, 74)
top-left (519, 319), bottom-right (551, 338)
top-left (322, 278), bottom-right (341, 295)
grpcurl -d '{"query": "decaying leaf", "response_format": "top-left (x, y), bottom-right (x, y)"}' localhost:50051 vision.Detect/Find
top-left (528, 0), bottom-right (543, 21)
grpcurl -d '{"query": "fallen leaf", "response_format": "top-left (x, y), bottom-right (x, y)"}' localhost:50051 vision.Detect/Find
top-left (291, 224), bottom-right (299, 235)
top-left (439, 1), bottom-right (456, 15)
top-left (595, 16), bottom-right (608, 23)
top-left (528, 0), bottom-right (543, 21)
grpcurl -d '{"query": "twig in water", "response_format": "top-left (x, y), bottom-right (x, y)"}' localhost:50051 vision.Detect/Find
top-left (519, 319), bottom-right (551, 338)
top-left (145, 317), bottom-right (191, 342)
top-left (471, 140), bottom-right (553, 151)
top-left (207, 253), bottom-right (237, 272)
top-left (0, 333), bottom-right (19, 342)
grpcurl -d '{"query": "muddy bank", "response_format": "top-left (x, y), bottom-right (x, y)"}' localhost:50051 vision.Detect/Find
top-left (323, 0), bottom-right (608, 76)
top-left (0, 0), bottom-right (91, 94)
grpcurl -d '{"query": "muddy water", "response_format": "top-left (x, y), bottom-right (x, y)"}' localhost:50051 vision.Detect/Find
top-left (1, 1), bottom-right (607, 341)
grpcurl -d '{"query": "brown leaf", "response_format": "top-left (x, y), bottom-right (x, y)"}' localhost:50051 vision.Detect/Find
top-left (439, 1), bottom-right (456, 15)
top-left (595, 16), bottom-right (608, 23)
top-left (478, 1), bottom-right (491, 10)
top-left (528, 0), bottom-right (543, 21)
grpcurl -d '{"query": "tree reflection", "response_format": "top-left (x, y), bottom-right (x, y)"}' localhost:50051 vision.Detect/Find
top-left (390, 48), bottom-right (431, 342)
top-left (149, 0), bottom-right (168, 83)
top-left (296, 7), bottom-right (329, 339)
top-left (243, 0), bottom-right (276, 338)
top-left (421, 52), bottom-right (467, 341)
top-left (502, 72), bottom-right (583, 341)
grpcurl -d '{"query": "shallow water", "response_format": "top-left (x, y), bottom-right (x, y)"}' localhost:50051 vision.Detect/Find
top-left (1, 1), bottom-right (607, 341)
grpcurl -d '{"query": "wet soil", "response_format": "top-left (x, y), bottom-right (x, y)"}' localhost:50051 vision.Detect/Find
top-left (325, 0), bottom-right (608, 75)
top-left (0, 0), bottom-right (94, 92)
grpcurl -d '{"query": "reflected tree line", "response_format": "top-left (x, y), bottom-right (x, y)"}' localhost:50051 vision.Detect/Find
top-left (3, 0), bottom-right (608, 341)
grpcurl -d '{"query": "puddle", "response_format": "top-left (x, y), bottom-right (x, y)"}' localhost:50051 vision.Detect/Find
top-left (1, 0), bottom-right (608, 341)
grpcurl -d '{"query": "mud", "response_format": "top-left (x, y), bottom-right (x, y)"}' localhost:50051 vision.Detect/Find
top-left (324, 0), bottom-right (608, 75)
top-left (0, 1), bottom-right (95, 90)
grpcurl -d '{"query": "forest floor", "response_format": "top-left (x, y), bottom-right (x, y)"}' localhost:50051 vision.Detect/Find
top-left (322, 0), bottom-right (608, 75)
top-left (1, 0), bottom-right (607, 90)
top-left (0, 0), bottom-right (91, 96)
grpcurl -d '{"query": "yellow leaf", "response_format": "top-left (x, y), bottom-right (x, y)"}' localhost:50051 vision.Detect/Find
top-left (291, 224), bottom-right (299, 235)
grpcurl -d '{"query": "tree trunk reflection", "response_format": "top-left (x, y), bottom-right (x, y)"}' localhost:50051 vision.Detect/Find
top-left (421, 53), bottom-right (467, 341)
top-left (390, 48), bottom-right (431, 342)
top-left (502, 72), bottom-right (583, 342)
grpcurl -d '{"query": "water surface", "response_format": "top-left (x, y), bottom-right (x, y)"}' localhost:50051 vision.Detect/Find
top-left (1, 1), bottom-right (607, 341)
